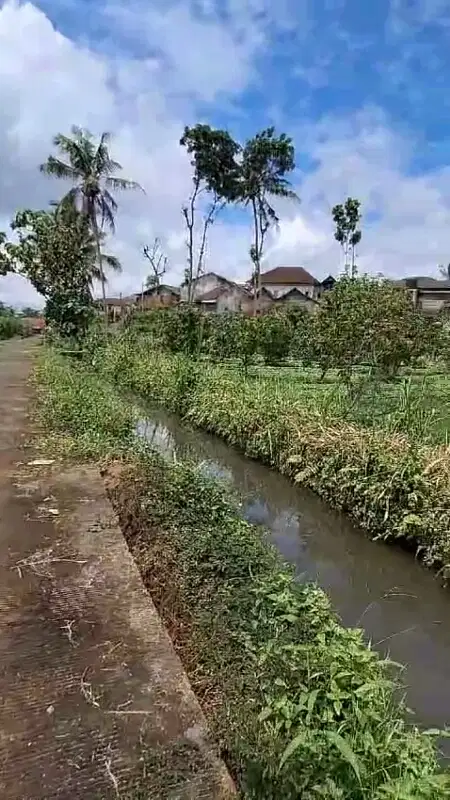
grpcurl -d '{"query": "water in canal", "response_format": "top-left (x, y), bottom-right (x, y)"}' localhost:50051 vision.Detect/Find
top-left (136, 408), bottom-right (450, 756)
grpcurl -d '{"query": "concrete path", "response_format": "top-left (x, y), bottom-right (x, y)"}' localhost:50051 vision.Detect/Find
top-left (0, 339), bottom-right (234, 799)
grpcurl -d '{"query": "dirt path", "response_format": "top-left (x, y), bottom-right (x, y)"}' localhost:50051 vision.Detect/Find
top-left (0, 339), bottom-right (234, 799)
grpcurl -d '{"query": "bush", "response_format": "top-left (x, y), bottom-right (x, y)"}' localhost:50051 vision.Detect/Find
top-left (0, 312), bottom-right (23, 339)
top-left (110, 454), bottom-right (447, 799)
top-left (32, 345), bottom-right (449, 798)
top-left (93, 340), bottom-right (450, 576)
top-left (32, 350), bottom-right (136, 457)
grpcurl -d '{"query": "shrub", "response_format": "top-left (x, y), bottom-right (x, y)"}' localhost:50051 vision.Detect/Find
top-left (93, 341), bottom-right (450, 576)
top-left (110, 454), bottom-right (447, 799)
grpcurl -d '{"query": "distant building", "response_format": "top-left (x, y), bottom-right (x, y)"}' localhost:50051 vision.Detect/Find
top-left (103, 297), bottom-right (135, 321)
top-left (319, 275), bottom-right (336, 295)
top-left (137, 285), bottom-right (180, 310)
top-left (179, 272), bottom-right (236, 303)
top-left (393, 277), bottom-right (450, 316)
top-left (272, 287), bottom-right (318, 311)
top-left (196, 282), bottom-right (249, 313)
top-left (258, 267), bottom-right (321, 299)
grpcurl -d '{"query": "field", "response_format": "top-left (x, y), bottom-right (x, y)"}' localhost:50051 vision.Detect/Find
top-left (227, 361), bottom-right (450, 445)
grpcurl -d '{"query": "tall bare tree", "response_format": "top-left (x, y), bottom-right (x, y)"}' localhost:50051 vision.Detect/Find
top-left (332, 197), bottom-right (362, 279)
top-left (143, 238), bottom-right (168, 290)
top-left (238, 127), bottom-right (298, 315)
top-left (180, 124), bottom-right (240, 303)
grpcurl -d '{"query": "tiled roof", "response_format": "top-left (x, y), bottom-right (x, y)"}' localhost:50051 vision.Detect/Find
top-left (260, 266), bottom-right (319, 286)
top-left (393, 277), bottom-right (450, 290)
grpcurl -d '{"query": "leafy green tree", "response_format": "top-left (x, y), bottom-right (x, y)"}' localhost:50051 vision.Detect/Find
top-left (332, 197), bottom-right (362, 278)
top-left (40, 126), bottom-right (142, 317)
top-left (52, 201), bottom-right (122, 289)
top-left (180, 124), bottom-right (240, 302)
top-left (0, 209), bottom-right (95, 339)
top-left (238, 128), bottom-right (298, 314)
top-left (311, 276), bottom-right (436, 384)
top-left (258, 311), bottom-right (293, 364)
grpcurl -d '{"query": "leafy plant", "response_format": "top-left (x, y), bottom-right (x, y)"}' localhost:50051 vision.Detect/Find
top-left (180, 124), bottom-right (240, 302)
top-left (40, 126), bottom-right (143, 318)
top-left (238, 128), bottom-right (298, 314)
top-left (0, 209), bottom-right (95, 340)
top-left (332, 198), bottom-right (362, 279)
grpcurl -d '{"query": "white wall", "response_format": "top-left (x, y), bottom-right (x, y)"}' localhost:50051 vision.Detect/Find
top-left (179, 274), bottom-right (225, 301)
top-left (262, 283), bottom-right (318, 299)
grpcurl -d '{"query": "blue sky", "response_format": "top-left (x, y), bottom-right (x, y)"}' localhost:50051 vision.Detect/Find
top-left (1, 0), bottom-right (450, 304)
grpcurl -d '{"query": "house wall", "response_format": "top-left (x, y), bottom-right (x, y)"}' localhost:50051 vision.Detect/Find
top-left (216, 287), bottom-right (247, 313)
top-left (262, 282), bottom-right (319, 299)
top-left (241, 293), bottom-right (274, 315)
top-left (276, 293), bottom-right (317, 312)
top-left (418, 291), bottom-right (450, 315)
top-left (139, 291), bottom-right (178, 310)
top-left (179, 274), bottom-right (227, 301)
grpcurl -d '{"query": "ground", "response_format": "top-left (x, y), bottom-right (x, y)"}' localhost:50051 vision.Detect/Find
top-left (0, 338), bottom-right (234, 800)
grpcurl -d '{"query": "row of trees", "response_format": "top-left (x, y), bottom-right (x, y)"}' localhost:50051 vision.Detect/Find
top-left (133, 276), bottom-right (443, 381)
top-left (0, 120), bottom-right (311, 334)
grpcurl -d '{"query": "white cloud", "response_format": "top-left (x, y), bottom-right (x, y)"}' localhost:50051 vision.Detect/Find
top-left (1, 1), bottom-right (450, 308)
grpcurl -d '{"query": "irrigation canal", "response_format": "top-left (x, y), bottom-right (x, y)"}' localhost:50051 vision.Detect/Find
top-left (136, 408), bottom-right (450, 758)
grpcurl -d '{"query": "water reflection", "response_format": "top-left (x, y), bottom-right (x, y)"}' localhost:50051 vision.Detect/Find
top-left (136, 411), bottom-right (450, 752)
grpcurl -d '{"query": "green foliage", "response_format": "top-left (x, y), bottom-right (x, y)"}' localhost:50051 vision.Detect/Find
top-left (332, 198), bottom-right (362, 278)
top-left (239, 128), bottom-right (298, 308)
top-left (95, 341), bottom-right (450, 574)
top-left (114, 455), bottom-right (447, 799)
top-left (136, 306), bottom-right (210, 356)
top-left (311, 276), bottom-right (439, 382)
top-left (180, 123), bottom-right (241, 199)
top-left (40, 125), bottom-right (142, 312)
top-left (0, 306), bottom-right (23, 339)
top-left (1, 209), bottom-right (95, 340)
top-left (31, 352), bottom-right (447, 798)
top-left (258, 311), bottom-right (293, 364)
top-left (32, 349), bottom-right (135, 457)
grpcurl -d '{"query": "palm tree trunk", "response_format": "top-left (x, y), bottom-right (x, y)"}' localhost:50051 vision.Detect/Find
top-left (91, 212), bottom-right (108, 325)
top-left (252, 198), bottom-right (259, 317)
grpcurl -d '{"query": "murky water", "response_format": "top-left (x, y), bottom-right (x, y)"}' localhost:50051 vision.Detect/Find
top-left (136, 409), bottom-right (450, 755)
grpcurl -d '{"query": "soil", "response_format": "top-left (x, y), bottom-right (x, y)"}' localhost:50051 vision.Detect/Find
top-left (0, 338), bottom-right (234, 799)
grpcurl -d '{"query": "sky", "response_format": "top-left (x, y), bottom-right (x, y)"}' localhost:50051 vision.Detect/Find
top-left (1, 0), bottom-right (450, 306)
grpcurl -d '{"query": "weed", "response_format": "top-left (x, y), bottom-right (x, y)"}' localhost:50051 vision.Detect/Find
top-left (110, 455), bottom-right (448, 799)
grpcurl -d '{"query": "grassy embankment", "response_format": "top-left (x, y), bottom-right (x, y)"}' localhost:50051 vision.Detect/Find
top-left (31, 347), bottom-right (450, 799)
top-left (90, 334), bottom-right (450, 577)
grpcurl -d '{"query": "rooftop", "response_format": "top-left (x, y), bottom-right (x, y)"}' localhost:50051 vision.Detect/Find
top-left (260, 266), bottom-right (319, 286)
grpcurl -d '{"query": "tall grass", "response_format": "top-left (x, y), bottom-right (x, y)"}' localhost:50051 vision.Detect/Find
top-left (31, 347), bottom-right (449, 799)
top-left (91, 335), bottom-right (450, 577)
top-left (0, 313), bottom-right (23, 339)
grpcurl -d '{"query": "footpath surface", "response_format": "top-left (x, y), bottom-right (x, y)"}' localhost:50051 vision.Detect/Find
top-left (0, 339), bottom-right (234, 799)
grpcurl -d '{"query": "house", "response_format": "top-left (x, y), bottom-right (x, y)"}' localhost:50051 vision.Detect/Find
top-left (319, 275), bottom-right (336, 295)
top-left (179, 272), bottom-right (236, 302)
top-left (393, 277), bottom-right (450, 316)
top-left (103, 297), bottom-right (135, 321)
top-left (136, 285), bottom-right (180, 310)
top-left (258, 266), bottom-right (321, 299)
top-left (196, 282), bottom-right (250, 313)
top-left (273, 287), bottom-right (318, 311)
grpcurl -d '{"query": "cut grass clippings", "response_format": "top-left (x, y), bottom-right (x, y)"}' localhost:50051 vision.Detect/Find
top-left (32, 346), bottom-right (450, 798)
top-left (91, 336), bottom-right (450, 579)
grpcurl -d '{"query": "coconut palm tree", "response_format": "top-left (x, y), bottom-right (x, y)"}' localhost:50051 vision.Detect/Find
top-left (40, 126), bottom-right (143, 317)
top-left (50, 201), bottom-right (122, 291)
